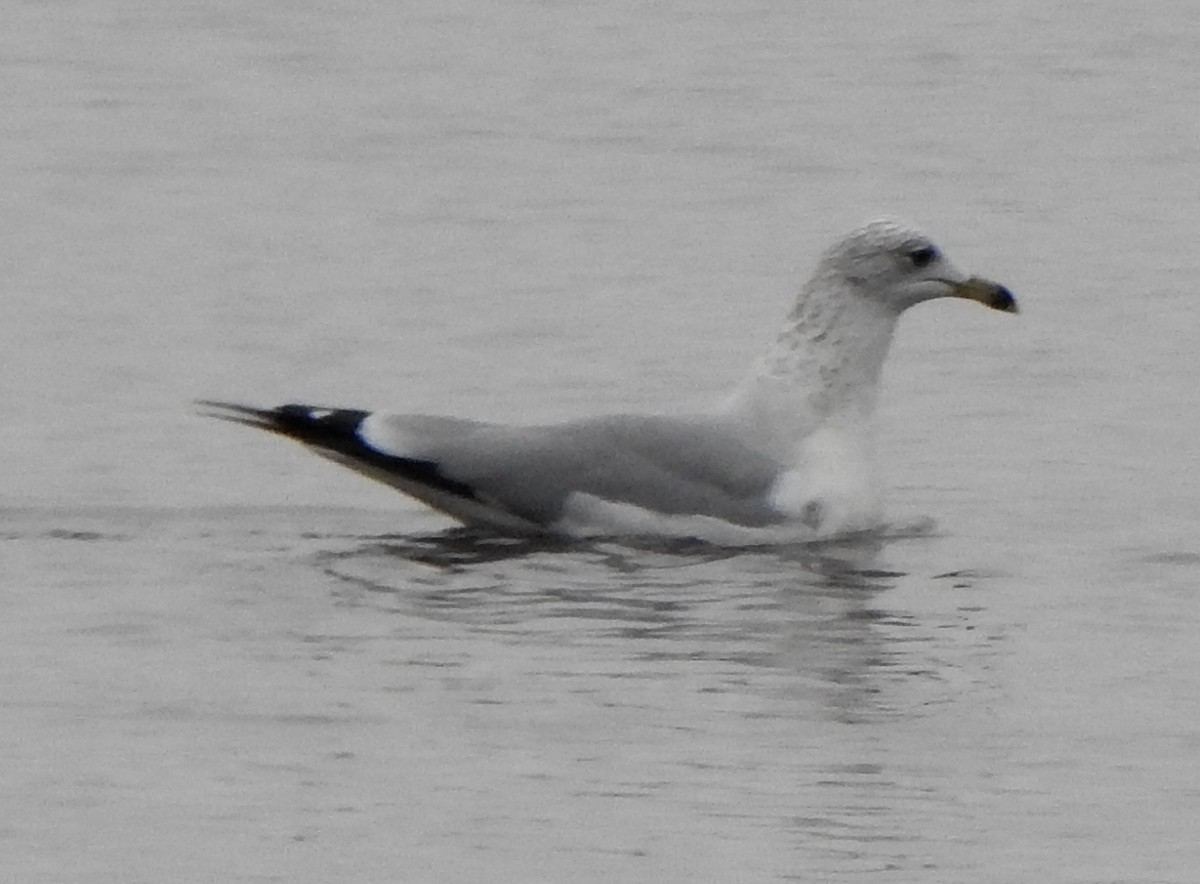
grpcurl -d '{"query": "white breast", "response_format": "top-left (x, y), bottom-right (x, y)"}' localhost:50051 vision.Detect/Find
top-left (768, 424), bottom-right (881, 536)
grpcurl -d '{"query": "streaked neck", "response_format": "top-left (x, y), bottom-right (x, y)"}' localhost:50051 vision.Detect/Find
top-left (720, 283), bottom-right (900, 463)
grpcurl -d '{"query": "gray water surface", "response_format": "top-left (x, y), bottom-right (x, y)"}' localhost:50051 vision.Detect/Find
top-left (5, 1), bottom-right (1200, 882)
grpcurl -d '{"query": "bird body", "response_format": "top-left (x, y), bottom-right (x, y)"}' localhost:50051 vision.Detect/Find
top-left (201, 219), bottom-right (1016, 542)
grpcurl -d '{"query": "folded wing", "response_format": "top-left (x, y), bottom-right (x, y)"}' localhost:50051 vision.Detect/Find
top-left (200, 402), bottom-right (787, 533)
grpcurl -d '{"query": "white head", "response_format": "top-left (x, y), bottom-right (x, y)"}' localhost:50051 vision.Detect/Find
top-left (731, 218), bottom-right (1017, 451)
top-left (812, 218), bottom-right (1017, 315)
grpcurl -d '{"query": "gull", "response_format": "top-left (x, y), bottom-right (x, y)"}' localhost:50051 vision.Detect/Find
top-left (200, 219), bottom-right (1016, 542)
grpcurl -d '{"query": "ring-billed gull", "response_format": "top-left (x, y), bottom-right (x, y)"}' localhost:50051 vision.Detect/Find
top-left (200, 219), bottom-right (1016, 542)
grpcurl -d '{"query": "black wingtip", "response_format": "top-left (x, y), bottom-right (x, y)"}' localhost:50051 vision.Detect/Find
top-left (195, 399), bottom-right (278, 430)
top-left (197, 400), bottom-right (371, 445)
top-left (199, 398), bottom-right (486, 506)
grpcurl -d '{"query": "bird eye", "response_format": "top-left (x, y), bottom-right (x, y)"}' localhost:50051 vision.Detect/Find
top-left (907, 245), bottom-right (937, 268)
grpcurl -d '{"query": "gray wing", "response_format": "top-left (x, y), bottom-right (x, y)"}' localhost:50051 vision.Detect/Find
top-left (364, 412), bottom-right (786, 527)
top-left (200, 402), bottom-right (786, 532)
